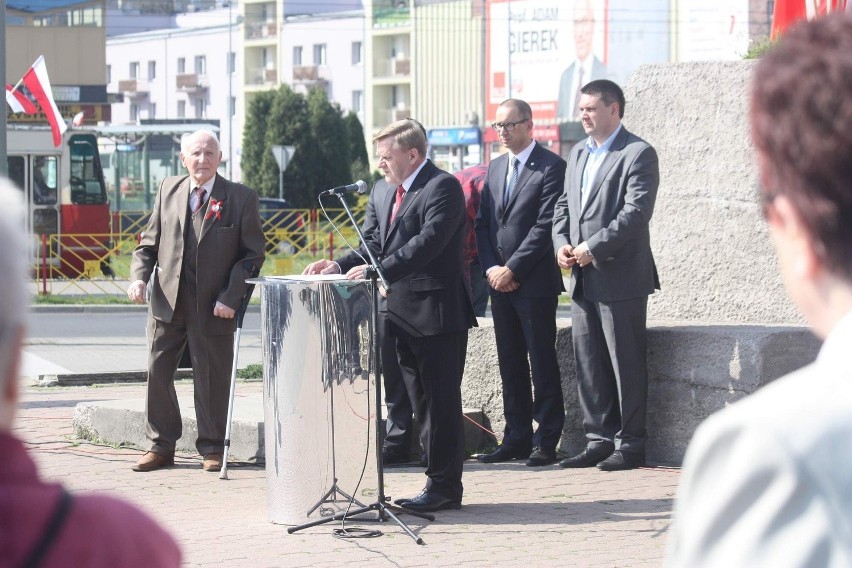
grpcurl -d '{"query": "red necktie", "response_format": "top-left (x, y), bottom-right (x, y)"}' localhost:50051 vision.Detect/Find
top-left (390, 185), bottom-right (405, 223)
top-left (192, 187), bottom-right (206, 214)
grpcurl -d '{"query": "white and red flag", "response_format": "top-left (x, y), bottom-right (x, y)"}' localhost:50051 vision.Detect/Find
top-left (772, 0), bottom-right (849, 39)
top-left (11, 56), bottom-right (68, 146)
top-left (5, 83), bottom-right (38, 114)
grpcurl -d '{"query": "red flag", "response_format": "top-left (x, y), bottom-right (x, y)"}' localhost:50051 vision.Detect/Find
top-left (5, 83), bottom-right (38, 114)
top-left (772, 0), bottom-right (848, 39)
top-left (771, 0), bottom-right (807, 39)
top-left (20, 56), bottom-right (67, 147)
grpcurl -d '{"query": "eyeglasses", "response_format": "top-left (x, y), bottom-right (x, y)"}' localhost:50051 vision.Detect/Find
top-left (491, 119), bottom-right (529, 132)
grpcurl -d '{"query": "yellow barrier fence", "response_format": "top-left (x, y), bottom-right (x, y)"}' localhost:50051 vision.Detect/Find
top-left (33, 206), bottom-right (369, 296)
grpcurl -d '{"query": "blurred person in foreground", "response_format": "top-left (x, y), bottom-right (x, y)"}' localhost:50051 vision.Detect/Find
top-left (305, 118), bottom-right (476, 512)
top-left (127, 129), bottom-right (265, 473)
top-left (666, 14), bottom-right (852, 567)
top-left (0, 180), bottom-right (181, 567)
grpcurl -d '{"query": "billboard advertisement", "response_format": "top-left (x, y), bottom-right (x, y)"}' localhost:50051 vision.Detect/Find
top-left (485, 0), bottom-right (670, 126)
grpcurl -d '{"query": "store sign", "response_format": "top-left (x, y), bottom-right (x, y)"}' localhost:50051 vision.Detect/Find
top-left (428, 127), bottom-right (481, 146)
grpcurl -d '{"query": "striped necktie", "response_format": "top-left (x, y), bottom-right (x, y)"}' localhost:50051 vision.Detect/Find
top-left (504, 157), bottom-right (519, 207)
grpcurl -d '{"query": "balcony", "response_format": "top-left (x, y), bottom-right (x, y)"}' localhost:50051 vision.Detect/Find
top-left (248, 66), bottom-right (278, 86)
top-left (245, 21), bottom-right (277, 40)
top-left (392, 58), bottom-right (410, 76)
top-left (292, 65), bottom-right (330, 84)
top-left (175, 74), bottom-right (208, 94)
top-left (118, 79), bottom-right (149, 98)
top-left (393, 107), bottom-right (411, 122)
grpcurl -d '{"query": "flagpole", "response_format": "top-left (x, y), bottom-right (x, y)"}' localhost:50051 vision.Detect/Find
top-left (1, 0), bottom-right (7, 177)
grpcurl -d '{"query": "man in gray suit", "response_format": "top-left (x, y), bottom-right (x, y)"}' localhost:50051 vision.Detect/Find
top-left (127, 130), bottom-right (266, 473)
top-left (552, 79), bottom-right (659, 471)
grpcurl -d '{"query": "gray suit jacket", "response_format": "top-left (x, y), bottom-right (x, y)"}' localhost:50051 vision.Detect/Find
top-left (130, 173), bottom-right (266, 334)
top-left (552, 126), bottom-right (660, 302)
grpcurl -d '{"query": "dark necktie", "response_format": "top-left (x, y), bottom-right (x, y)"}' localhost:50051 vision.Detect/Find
top-left (192, 187), bottom-right (206, 214)
top-left (504, 157), bottom-right (519, 207)
top-left (390, 185), bottom-right (405, 222)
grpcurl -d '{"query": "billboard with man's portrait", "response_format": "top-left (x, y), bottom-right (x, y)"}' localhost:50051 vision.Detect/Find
top-left (485, 0), bottom-right (670, 125)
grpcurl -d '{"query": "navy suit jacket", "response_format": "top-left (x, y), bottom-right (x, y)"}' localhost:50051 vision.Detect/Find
top-left (338, 160), bottom-right (476, 337)
top-left (475, 143), bottom-right (566, 298)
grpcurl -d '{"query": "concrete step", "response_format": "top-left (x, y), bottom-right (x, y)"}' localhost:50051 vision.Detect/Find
top-left (72, 393), bottom-right (495, 464)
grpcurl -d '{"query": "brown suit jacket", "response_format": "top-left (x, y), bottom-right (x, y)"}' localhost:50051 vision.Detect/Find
top-left (130, 174), bottom-right (266, 335)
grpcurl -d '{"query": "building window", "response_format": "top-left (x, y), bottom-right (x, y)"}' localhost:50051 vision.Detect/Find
top-left (130, 103), bottom-right (138, 122)
top-left (293, 46), bottom-right (302, 66)
top-left (147, 61), bottom-right (156, 80)
top-left (194, 98), bottom-right (206, 119)
top-left (227, 52), bottom-right (236, 75)
top-left (194, 55), bottom-right (206, 75)
top-left (129, 61), bottom-right (139, 79)
top-left (149, 103), bottom-right (156, 118)
top-left (177, 100), bottom-right (186, 118)
top-left (177, 57), bottom-right (186, 74)
top-left (352, 90), bottom-right (363, 113)
top-left (313, 44), bottom-right (327, 66)
top-left (106, 64), bottom-right (111, 84)
top-left (352, 41), bottom-right (362, 65)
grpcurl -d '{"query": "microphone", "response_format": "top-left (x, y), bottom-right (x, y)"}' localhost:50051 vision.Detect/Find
top-left (322, 180), bottom-right (368, 196)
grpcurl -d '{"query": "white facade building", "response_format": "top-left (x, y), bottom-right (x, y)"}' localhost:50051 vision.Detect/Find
top-left (106, 8), bottom-right (243, 180)
top-left (280, 11), bottom-right (366, 125)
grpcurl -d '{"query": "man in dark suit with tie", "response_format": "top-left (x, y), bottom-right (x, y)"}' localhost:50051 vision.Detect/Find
top-left (475, 99), bottom-right (567, 467)
top-left (305, 119), bottom-right (476, 512)
top-left (552, 80), bottom-right (660, 471)
top-left (127, 129), bottom-right (266, 473)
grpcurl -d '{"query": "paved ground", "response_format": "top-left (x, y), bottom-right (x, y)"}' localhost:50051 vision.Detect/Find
top-left (17, 311), bottom-right (681, 567)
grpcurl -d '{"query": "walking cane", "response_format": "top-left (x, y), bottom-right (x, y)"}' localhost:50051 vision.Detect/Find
top-left (219, 280), bottom-right (257, 480)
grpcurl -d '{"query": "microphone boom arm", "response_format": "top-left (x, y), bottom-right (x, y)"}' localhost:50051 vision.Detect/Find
top-left (332, 191), bottom-right (391, 292)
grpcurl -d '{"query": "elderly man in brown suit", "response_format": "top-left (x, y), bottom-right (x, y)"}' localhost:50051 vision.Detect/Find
top-left (127, 129), bottom-right (265, 472)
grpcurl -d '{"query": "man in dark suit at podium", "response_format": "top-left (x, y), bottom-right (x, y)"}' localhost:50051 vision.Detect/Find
top-left (304, 118), bottom-right (476, 512)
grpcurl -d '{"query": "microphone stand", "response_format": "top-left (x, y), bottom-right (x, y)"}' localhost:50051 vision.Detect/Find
top-left (287, 191), bottom-right (433, 545)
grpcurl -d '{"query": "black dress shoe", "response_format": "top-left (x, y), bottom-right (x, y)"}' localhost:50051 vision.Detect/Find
top-left (525, 447), bottom-right (558, 467)
top-left (477, 445), bottom-right (531, 463)
top-left (597, 450), bottom-right (644, 471)
top-left (399, 491), bottom-right (461, 513)
top-left (393, 489), bottom-right (426, 506)
top-left (559, 445), bottom-right (615, 468)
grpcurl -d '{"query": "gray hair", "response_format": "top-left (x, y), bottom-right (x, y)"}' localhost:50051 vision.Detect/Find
top-left (0, 178), bottom-right (29, 388)
top-left (180, 129), bottom-right (221, 154)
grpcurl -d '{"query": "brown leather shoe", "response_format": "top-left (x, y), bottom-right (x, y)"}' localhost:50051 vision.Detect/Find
top-left (202, 453), bottom-right (223, 472)
top-left (132, 451), bottom-right (174, 472)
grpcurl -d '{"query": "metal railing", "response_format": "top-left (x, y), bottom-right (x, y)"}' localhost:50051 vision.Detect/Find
top-left (33, 207), bottom-right (368, 296)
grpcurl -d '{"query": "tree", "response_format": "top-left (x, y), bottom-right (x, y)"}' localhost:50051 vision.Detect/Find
top-left (344, 111), bottom-right (373, 185)
top-left (307, 89), bottom-right (351, 200)
top-left (240, 85), bottom-right (373, 206)
top-left (241, 90), bottom-right (275, 195)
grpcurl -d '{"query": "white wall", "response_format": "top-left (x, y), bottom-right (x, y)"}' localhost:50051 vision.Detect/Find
top-left (280, 13), bottom-right (365, 123)
top-left (106, 19), bottom-right (243, 180)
